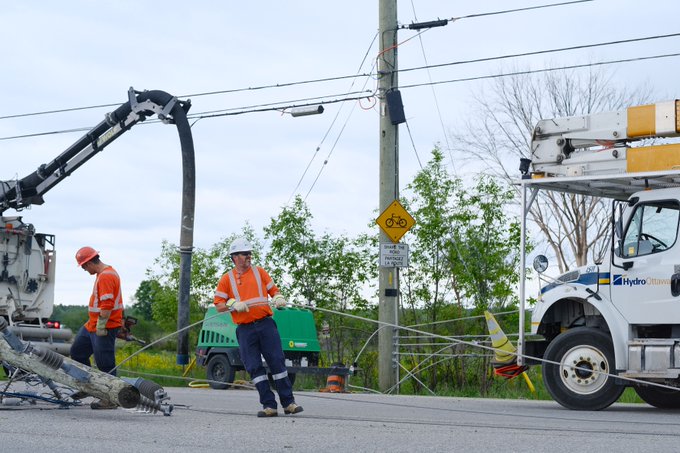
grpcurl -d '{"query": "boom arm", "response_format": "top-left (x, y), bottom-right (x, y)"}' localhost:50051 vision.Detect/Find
top-left (0, 87), bottom-right (190, 213)
top-left (1, 87), bottom-right (196, 365)
top-left (528, 100), bottom-right (680, 178)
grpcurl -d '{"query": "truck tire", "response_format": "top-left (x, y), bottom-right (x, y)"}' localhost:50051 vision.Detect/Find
top-left (542, 327), bottom-right (624, 410)
top-left (207, 354), bottom-right (235, 390)
top-left (634, 384), bottom-right (680, 409)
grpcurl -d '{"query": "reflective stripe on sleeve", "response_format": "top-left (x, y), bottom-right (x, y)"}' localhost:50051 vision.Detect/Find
top-left (215, 290), bottom-right (229, 300)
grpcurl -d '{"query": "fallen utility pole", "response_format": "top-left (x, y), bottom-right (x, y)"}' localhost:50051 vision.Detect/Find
top-left (0, 317), bottom-right (139, 408)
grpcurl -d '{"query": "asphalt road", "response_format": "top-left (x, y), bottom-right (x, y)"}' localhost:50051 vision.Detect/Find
top-left (2, 385), bottom-right (679, 452)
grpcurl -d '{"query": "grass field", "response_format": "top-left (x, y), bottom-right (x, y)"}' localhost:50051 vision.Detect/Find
top-left (0, 346), bottom-right (644, 405)
top-left (112, 348), bottom-right (644, 404)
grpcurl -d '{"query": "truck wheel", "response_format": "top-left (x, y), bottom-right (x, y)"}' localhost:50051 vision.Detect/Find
top-left (634, 384), bottom-right (680, 409)
top-left (207, 355), bottom-right (235, 390)
top-left (543, 327), bottom-right (623, 410)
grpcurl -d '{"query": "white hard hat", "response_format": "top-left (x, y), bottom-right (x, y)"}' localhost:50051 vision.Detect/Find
top-left (229, 237), bottom-right (253, 255)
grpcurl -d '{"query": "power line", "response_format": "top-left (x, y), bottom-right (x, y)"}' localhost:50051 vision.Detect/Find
top-left (409, 0), bottom-right (453, 173)
top-left (449, 0), bottom-right (593, 21)
top-left (186, 89), bottom-right (372, 117)
top-left (287, 32), bottom-right (379, 204)
top-left (400, 0), bottom-right (593, 30)
top-left (398, 52), bottom-right (680, 90)
top-left (0, 53), bottom-right (680, 141)
top-left (397, 32), bottom-right (680, 75)
top-left (0, 74), bottom-right (374, 121)
top-left (1, 51), bottom-right (677, 143)
top-left (3, 30), bottom-right (679, 123)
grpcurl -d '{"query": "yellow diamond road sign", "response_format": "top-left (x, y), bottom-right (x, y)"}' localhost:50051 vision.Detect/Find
top-left (376, 200), bottom-right (415, 243)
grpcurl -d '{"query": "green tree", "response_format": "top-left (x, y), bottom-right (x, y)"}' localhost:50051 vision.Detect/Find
top-left (264, 196), bottom-right (377, 364)
top-left (132, 279), bottom-right (160, 321)
top-left (143, 224), bottom-right (262, 330)
top-left (402, 147), bottom-right (459, 326)
top-left (400, 148), bottom-right (523, 392)
top-left (263, 196), bottom-right (317, 302)
top-left (52, 304), bottom-right (88, 332)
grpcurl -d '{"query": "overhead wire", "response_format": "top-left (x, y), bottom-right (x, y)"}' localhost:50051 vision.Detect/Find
top-left (399, 52), bottom-right (680, 90)
top-left (1, 50), bottom-right (677, 143)
top-left (0, 73), bottom-right (374, 121)
top-left (446, 0), bottom-right (594, 22)
top-left (405, 0), bottom-right (442, 172)
top-left (286, 31), bottom-right (379, 205)
top-left (300, 31), bottom-right (389, 201)
top-left (1, 30), bottom-right (677, 142)
top-left (397, 31), bottom-right (680, 75)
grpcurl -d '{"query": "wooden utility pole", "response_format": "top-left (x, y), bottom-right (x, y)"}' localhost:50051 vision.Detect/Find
top-left (378, 0), bottom-right (399, 392)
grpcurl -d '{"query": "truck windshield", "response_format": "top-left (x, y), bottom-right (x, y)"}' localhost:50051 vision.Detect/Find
top-left (621, 200), bottom-right (680, 258)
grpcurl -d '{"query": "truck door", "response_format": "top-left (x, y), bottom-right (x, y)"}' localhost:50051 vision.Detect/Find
top-left (611, 198), bottom-right (680, 323)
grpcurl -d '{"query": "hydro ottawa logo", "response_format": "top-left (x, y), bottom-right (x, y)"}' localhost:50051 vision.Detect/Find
top-left (613, 275), bottom-right (670, 286)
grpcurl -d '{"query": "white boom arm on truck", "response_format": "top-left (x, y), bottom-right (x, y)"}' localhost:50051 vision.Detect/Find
top-left (517, 100), bottom-right (680, 410)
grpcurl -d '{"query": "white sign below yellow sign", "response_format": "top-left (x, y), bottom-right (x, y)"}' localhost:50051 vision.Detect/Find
top-left (380, 243), bottom-right (409, 268)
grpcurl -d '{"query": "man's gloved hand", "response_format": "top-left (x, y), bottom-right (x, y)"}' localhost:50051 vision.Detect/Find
top-left (232, 301), bottom-right (249, 313)
top-left (272, 294), bottom-right (287, 309)
top-left (96, 316), bottom-right (109, 337)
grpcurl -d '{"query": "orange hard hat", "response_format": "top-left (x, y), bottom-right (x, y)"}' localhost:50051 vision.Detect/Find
top-left (75, 246), bottom-right (99, 266)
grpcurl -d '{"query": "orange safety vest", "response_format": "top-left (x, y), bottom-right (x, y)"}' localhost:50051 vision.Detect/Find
top-left (214, 266), bottom-right (278, 324)
top-left (85, 266), bottom-right (124, 332)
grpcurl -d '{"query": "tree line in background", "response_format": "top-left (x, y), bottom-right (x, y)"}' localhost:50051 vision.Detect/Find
top-left (122, 145), bottom-right (522, 393)
top-left (57, 69), bottom-right (647, 394)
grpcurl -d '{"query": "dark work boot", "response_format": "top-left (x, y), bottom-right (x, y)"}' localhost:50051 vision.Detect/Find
top-left (284, 403), bottom-right (303, 414)
top-left (257, 407), bottom-right (278, 417)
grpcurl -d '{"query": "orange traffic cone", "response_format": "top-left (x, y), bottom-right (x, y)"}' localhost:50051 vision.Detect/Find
top-left (484, 311), bottom-right (534, 392)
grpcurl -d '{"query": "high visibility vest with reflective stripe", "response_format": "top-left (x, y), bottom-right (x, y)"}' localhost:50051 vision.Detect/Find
top-left (85, 266), bottom-right (124, 331)
top-left (214, 266), bottom-right (275, 324)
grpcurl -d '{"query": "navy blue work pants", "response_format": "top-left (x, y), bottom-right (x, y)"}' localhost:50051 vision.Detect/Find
top-left (70, 325), bottom-right (119, 376)
top-left (236, 316), bottom-right (294, 409)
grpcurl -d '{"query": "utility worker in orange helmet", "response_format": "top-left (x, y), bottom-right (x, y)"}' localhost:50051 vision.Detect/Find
top-left (70, 246), bottom-right (124, 410)
top-left (214, 237), bottom-right (303, 417)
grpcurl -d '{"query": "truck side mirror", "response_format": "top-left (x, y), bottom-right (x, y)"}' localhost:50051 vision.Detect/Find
top-left (533, 255), bottom-right (549, 273)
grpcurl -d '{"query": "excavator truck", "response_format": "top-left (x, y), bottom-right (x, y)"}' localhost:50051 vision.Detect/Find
top-left (517, 100), bottom-right (680, 410)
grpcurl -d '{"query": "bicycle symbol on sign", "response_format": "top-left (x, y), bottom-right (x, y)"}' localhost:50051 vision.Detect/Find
top-left (385, 214), bottom-right (407, 228)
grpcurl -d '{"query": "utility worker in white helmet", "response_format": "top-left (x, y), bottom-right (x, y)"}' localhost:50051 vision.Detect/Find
top-left (214, 237), bottom-right (303, 417)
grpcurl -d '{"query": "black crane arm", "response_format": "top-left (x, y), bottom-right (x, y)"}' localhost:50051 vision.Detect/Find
top-left (0, 87), bottom-right (191, 213)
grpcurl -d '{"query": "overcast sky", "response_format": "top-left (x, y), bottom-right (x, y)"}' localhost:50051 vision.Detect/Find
top-left (2, 0), bottom-right (679, 308)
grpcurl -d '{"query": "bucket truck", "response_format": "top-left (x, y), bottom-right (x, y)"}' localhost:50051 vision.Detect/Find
top-left (517, 100), bottom-right (680, 410)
